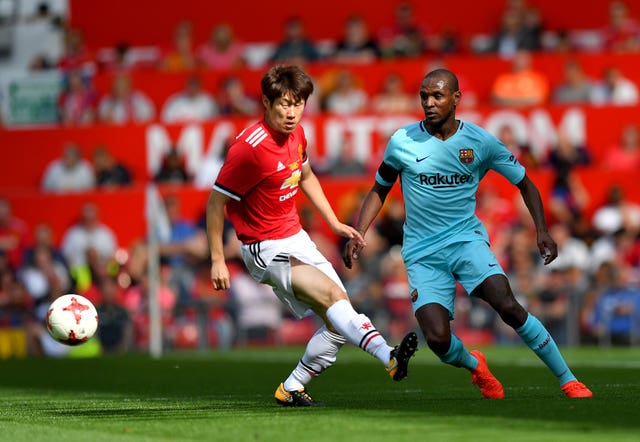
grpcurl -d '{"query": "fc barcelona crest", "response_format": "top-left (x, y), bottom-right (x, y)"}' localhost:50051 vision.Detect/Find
top-left (459, 149), bottom-right (474, 164)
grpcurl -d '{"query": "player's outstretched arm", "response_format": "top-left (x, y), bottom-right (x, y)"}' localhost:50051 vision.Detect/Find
top-left (343, 182), bottom-right (392, 269)
top-left (299, 163), bottom-right (364, 244)
top-left (206, 189), bottom-right (231, 290)
top-left (516, 174), bottom-right (558, 265)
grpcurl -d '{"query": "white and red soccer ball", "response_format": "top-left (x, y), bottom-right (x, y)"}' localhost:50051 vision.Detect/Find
top-left (46, 294), bottom-right (99, 346)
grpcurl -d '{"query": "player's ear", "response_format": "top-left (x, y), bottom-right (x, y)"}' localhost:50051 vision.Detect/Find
top-left (261, 95), bottom-right (271, 109)
top-left (453, 90), bottom-right (462, 106)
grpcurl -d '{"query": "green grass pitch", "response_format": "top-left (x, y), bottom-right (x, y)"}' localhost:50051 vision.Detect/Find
top-left (0, 345), bottom-right (639, 442)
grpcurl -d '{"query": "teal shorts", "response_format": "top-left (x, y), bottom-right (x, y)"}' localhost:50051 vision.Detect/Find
top-left (406, 238), bottom-right (505, 319)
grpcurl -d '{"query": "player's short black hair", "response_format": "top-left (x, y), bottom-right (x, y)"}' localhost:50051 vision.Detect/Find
top-left (423, 69), bottom-right (459, 92)
top-left (261, 65), bottom-right (314, 104)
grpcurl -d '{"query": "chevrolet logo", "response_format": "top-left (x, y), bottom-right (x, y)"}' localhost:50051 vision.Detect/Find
top-left (280, 170), bottom-right (301, 189)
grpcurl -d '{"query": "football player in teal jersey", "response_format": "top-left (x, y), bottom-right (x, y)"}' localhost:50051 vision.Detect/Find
top-left (343, 69), bottom-right (592, 399)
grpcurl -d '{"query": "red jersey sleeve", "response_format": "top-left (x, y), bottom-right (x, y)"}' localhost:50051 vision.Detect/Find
top-left (214, 139), bottom-right (264, 200)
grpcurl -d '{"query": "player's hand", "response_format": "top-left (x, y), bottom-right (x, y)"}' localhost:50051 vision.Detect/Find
top-left (332, 223), bottom-right (365, 244)
top-left (537, 230), bottom-right (558, 265)
top-left (331, 223), bottom-right (366, 269)
top-left (342, 237), bottom-right (365, 269)
top-left (210, 260), bottom-right (231, 290)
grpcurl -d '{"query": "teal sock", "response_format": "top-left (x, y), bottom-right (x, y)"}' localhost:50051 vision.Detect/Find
top-left (515, 314), bottom-right (576, 385)
top-left (438, 334), bottom-right (477, 370)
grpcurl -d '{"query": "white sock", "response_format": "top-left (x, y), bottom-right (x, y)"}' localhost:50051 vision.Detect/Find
top-left (325, 299), bottom-right (392, 366)
top-left (283, 325), bottom-right (346, 391)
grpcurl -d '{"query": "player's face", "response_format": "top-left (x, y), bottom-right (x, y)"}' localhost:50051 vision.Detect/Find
top-left (263, 92), bottom-right (306, 135)
top-left (419, 76), bottom-right (460, 126)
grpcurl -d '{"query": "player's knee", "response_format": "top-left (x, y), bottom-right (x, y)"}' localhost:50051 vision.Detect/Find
top-left (494, 293), bottom-right (516, 312)
top-left (496, 295), bottom-right (527, 328)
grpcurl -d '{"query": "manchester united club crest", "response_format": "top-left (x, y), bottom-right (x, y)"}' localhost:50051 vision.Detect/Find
top-left (459, 149), bottom-right (474, 164)
top-left (410, 289), bottom-right (418, 303)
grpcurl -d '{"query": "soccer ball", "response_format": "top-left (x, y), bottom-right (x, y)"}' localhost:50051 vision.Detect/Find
top-left (46, 294), bottom-right (99, 346)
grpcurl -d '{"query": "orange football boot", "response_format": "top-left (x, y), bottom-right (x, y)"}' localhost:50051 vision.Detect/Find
top-left (561, 380), bottom-right (593, 398)
top-left (469, 350), bottom-right (505, 399)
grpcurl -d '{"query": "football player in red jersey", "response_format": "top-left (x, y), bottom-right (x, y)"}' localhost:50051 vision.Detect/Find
top-left (206, 65), bottom-right (417, 406)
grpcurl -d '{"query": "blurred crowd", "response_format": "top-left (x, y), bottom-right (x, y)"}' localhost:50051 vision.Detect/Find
top-left (1, 170), bottom-right (639, 358)
top-left (0, 0), bottom-right (639, 358)
top-left (0, 0), bottom-right (639, 126)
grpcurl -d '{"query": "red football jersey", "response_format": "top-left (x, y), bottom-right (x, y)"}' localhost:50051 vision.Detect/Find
top-left (213, 119), bottom-right (308, 244)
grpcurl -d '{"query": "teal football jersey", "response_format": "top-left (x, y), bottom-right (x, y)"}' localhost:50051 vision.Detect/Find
top-left (376, 119), bottom-right (525, 264)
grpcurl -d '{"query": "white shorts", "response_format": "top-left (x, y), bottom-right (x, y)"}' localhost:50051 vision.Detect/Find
top-left (240, 229), bottom-right (345, 319)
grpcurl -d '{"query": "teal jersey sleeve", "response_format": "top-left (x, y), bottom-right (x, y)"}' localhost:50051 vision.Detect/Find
top-left (483, 132), bottom-right (526, 185)
top-left (376, 128), bottom-right (406, 187)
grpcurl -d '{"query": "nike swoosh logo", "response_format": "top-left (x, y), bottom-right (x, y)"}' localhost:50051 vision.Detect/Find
top-left (488, 263), bottom-right (498, 267)
top-left (416, 155), bottom-right (431, 162)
